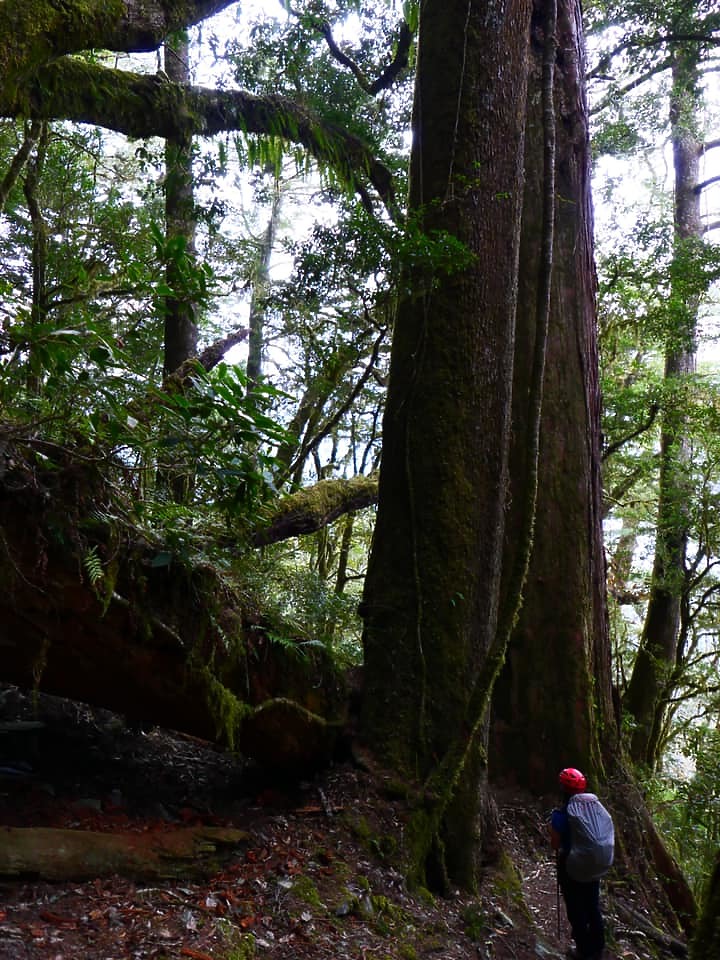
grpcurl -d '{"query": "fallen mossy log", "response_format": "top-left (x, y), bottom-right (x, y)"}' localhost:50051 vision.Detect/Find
top-left (0, 434), bottom-right (349, 774)
top-left (0, 825), bottom-right (249, 882)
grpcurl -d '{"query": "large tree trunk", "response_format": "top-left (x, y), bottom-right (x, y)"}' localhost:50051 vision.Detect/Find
top-left (360, 0), bottom-right (533, 891)
top-left (490, 0), bottom-right (615, 792)
top-left (488, 7), bottom-right (696, 933)
top-left (623, 45), bottom-right (701, 772)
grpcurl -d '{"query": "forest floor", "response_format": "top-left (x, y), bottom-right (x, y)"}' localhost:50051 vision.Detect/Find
top-left (0, 683), bottom-right (687, 960)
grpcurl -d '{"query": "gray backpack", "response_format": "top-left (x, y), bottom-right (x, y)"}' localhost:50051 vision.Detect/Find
top-left (566, 792), bottom-right (614, 882)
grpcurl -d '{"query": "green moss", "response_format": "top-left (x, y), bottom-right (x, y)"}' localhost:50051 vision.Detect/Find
top-left (347, 813), bottom-right (372, 841)
top-left (370, 894), bottom-right (411, 936)
top-left (195, 664), bottom-right (252, 750)
top-left (414, 886), bottom-right (436, 907)
top-left (343, 813), bottom-right (401, 867)
top-left (402, 806), bottom-right (441, 891)
top-left (461, 902), bottom-right (487, 941)
top-left (225, 939), bottom-right (256, 960)
top-left (98, 557), bottom-right (120, 615)
top-left (215, 919), bottom-right (256, 960)
top-left (291, 875), bottom-right (326, 911)
top-left (399, 945), bottom-right (419, 960)
top-left (490, 851), bottom-right (531, 920)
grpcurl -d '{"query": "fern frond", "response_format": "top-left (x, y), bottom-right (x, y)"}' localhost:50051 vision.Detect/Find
top-left (83, 545), bottom-right (104, 586)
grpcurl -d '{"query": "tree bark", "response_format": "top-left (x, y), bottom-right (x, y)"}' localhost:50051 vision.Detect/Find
top-left (360, 0), bottom-right (533, 890)
top-left (487, 4), bottom-right (696, 933)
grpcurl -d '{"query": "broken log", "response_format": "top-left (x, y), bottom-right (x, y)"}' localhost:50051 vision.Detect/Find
top-left (0, 825), bottom-right (249, 882)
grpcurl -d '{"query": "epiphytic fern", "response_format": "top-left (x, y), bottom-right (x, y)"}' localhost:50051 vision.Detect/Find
top-left (83, 545), bottom-right (104, 586)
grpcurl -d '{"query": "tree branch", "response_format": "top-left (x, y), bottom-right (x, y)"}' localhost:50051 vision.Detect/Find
top-left (250, 473), bottom-right (378, 547)
top-left (197, 329), bottom-right (250, 371)
top-left (286, 328), bottom-right (387, 479)
top-left (603, 402), bottom-right (659, 460)
top-left (318, 20), bottom-right (413, 96)
top-left (590, 59), bottom-right (672, 115)
top-left (0, 119), bottom-right (43, 210)
top-left (587, 25), bottom-right (720, 80)
top-left (4, 60), bottom-right (396, 217)
top-left (695, 173), bottom-right (720, 194)
top-left (1, 0), bottom-right (238, 81)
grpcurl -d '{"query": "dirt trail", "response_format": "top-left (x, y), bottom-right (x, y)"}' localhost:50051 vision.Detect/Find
top-left (0, 685), bottom-right (682, 960)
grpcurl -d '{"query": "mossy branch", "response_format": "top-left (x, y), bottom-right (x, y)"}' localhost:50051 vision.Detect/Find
top-left (4, 59), bottom-right (397, 217)
top-left (250, 474), bottom-right (378, 547)
top-left (1, 0), bottom-right (237, 81)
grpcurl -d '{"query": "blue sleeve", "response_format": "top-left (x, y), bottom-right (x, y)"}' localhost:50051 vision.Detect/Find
top-left (552, 808), bottom-right (572, 850)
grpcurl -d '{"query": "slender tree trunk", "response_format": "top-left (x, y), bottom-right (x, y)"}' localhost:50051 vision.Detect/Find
top-left (22, 121), bottom-right (49, 396)
top-left (247, 185), bottom-right (281, 393)
top-left (623, 46), bottom-right (701, 772)
top-left (274, 343), bottom-right (358, 485)
top-left (162, 33), bottom-right (198, 378)
top-left (159, 34), bottom-right (199, 502)
top-left (360, 0), bottom-right (533, 890)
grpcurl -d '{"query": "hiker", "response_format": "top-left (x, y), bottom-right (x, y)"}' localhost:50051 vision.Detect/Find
top-left (550, 767), bottom-right (614, 960)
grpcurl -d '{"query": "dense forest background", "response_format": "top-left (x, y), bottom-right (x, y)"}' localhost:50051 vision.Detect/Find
top-left (1, 0), bottom-right (720, 955)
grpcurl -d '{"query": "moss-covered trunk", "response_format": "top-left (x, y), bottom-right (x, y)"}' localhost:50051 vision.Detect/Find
top-left (360, 0), bottom-right (533, 890)
top-left (490, 0), bottom-right (615, 793)
top-left (690, 849), bottom-right (720, 960)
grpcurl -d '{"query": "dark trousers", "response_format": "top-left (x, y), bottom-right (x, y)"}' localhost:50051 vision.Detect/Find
top-left (558, 861), bottom-right (605, 958)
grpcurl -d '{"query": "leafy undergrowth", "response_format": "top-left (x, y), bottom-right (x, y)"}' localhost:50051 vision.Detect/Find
top-left (0, 685), bottom-right (685, 960)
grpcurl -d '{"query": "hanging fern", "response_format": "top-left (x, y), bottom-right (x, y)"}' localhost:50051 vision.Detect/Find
top-left (83, 545), bottom-right (104, 586)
